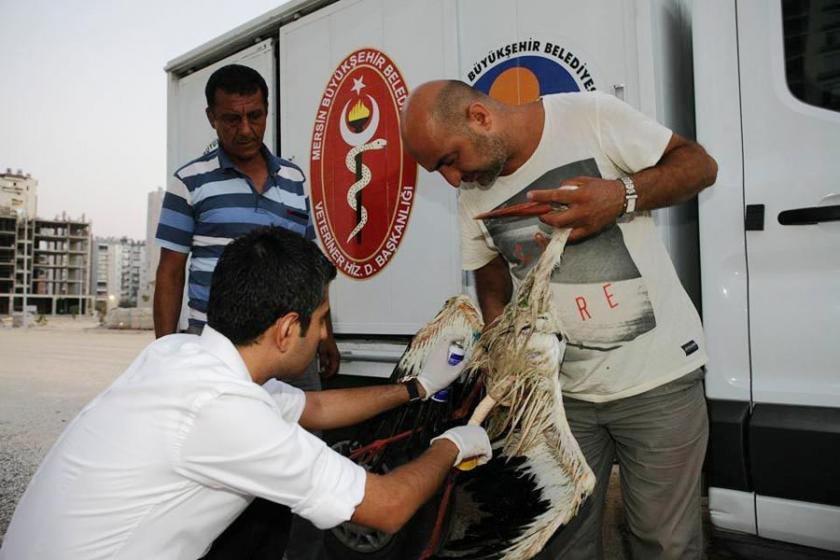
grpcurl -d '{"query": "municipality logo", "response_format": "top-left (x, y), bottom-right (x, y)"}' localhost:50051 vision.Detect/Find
top-left (310, 48), bottom-right (418, 280)
top-left (468, 39), bottom-right (598, 103)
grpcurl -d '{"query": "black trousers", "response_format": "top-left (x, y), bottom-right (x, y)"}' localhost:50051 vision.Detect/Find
top-left (201, 498), bottom-right (292, 560)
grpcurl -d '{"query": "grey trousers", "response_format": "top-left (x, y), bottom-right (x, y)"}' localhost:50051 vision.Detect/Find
top-left (535, 370), bottom-right (709, 560)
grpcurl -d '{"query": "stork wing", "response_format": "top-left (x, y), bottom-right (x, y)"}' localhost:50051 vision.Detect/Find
top-left (390, 295), bottom-right (484, 384)
top-left (435, 228), bottom-right (595, 559)
top-left (436, 379), bottom-right (595, 560)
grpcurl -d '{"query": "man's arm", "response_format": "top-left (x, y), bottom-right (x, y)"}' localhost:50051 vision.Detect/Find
top-left (527, 133), bottom-right (718, 241)
top-left (298, 333), bottom-right (472, 430)
top-left (153, 248), bottom-right (188, 338)
top-left (299, 383), bottom-right (416, 431)
top-left (473, 255), bottom-right (513, 327)
top-left (352, 439), bottom-right (459, 534)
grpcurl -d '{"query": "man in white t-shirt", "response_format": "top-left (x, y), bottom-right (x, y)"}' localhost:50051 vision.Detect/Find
top-left (401, 80), bottom-right (718, 559)
top-left (0, 226), bottom-right (492, 560)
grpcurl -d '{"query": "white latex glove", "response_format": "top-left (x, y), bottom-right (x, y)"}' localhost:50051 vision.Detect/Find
top-left (431, 425), bottom-right (492, 467)
top-left (415, 338), bottom-right (469, 400)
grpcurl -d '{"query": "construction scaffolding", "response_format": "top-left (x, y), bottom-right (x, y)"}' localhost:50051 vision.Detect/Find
top-left (0, 210), bottom-right (94, 316)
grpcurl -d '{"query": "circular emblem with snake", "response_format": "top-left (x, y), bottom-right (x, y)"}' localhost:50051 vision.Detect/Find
top-left (345, 138), bottom-right (388, 243)
top-left (309, 48), bottom-right (417, 280)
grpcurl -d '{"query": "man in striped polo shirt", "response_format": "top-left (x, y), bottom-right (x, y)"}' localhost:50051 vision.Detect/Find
top-left (154, 64), bottom-right (339, 374)
top-left (154, 64), bottom-right (338, 559)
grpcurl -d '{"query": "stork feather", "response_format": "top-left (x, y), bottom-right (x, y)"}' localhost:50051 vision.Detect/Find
top-left (438, 228), bottom-right (596, 560)
top-left (391, 294), bottom-right (484, 385)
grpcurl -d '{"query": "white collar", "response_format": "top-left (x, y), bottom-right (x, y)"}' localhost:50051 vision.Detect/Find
top-left (198, 325), bottom-right (254, 383)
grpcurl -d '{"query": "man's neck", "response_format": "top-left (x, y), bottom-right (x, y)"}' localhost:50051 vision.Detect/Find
top-left (227, 150), bottom-right (266, 173)
top-left (501, 100), bottom-right (545, 176)
top-left (236, 343), bottom-right (271, 385)
top-left (224, 147), bottom-right (270, 192)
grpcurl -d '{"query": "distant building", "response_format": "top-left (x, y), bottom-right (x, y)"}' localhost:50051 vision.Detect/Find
top-left (0, 211), bottom-right (94, 316)
top-left (92, 237), bottom-right (146, 312)
top-left (91, 239), bottom-right (121, 313)
top-left (138, 187), bottom-right (164, 308)
top-left (0, 168), bottom-right (38, 219)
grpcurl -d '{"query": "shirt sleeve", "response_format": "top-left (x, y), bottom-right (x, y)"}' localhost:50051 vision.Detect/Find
top-left (459, 196), bottom-right (498, 271)
top-left (155, 174), bottom-right (195, 253)
top-left (176, 394), bottom-right (366, 530)
top-left (593, 91), bottom-right (673, 175)
top-left (261, 379), bottom-right (306, 422)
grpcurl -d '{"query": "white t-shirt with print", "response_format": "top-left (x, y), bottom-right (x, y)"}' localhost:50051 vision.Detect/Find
top-left (459, 92), bottom-right (706, 403)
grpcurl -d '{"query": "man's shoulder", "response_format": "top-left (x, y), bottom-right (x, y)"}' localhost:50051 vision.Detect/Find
top-left (174, 149), bottom-right (223, 183)
top-left (268, 152), bottom-right (307, 184)
top-left (542, 90), bottom-right (603, 109)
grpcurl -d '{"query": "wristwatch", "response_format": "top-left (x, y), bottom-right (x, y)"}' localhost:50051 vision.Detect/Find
top-left (404, 380), bottom-right (422, 402)
top-left (618, 176), bottom-right (638, 217)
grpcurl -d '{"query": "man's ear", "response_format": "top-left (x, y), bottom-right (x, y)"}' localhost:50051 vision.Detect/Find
top-left (466, 101), bottom-right (492, 132)
top-left (272, 312), bottom-right (301, 353)
top-left (205, 107), bottom-right (217, 130)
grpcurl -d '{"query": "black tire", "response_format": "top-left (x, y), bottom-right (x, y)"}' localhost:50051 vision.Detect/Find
top-left (323, 497), bottom-right (440, 560)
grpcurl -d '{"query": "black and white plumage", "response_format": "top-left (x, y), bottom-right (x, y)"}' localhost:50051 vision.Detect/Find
top-left (437, 228), bottom-right (596, 560)
top-left (337, 234), bottom-right (594, 560)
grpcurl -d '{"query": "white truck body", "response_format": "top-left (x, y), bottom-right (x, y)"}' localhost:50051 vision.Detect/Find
top-left (164, 0), bottom-right (839, 554)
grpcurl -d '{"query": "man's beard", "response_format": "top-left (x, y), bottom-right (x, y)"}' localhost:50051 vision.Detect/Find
top-left (470, 131), bottom-right (507, 187)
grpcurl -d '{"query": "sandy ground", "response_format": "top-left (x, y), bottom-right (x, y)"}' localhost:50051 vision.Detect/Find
top-left (0, 318), bottom-right (735, 558)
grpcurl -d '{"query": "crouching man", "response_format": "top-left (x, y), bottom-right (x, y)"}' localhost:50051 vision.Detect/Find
top-left (0, 227), bottom-right (491, 560)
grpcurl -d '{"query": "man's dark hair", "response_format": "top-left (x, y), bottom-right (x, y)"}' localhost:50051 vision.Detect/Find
top-left (207, 227), bottom-right (336, 346)
top-left (205, 64), bottom-right (269, 108)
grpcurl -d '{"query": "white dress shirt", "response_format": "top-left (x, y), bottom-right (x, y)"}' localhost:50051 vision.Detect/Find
top-left (0, 326), bottom-right (366, 560)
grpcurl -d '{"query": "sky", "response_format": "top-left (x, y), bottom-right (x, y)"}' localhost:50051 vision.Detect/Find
top-left (0, 0), bottom-right (289, 239)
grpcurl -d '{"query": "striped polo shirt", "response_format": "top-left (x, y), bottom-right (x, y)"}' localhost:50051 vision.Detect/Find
top-left (155, 145), bottom-right (315, 328)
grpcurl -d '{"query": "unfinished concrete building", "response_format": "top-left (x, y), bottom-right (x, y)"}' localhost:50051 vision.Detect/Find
top-left (0, 211), bottom-right (94, 316)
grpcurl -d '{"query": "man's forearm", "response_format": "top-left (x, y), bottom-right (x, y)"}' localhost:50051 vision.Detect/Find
top-left (633, 139), bottom-right (718, 212)
top-left (153, 273), bottom-right (185, 338)
top-left (474, 255), bottom-right (512, 328)
top-left (351, 439), bottom-right (458, 534)
top-left (299, 383), bottom-right (417, 431)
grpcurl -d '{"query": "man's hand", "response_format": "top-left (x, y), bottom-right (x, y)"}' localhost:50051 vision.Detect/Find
top-left (431, 425), bottom-right (492, 467)
top-left (415, 338), bottom-right (470, 399)
top-left (527, 177), bottom-right (625, 242)
top-left (318, 336), bottom-right (340, 379)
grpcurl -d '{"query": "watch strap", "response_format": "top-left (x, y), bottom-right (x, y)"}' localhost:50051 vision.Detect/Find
top-left (404, 380), bottom-right (421, 402)
top-left (619, 176), bottom-right (638, 216)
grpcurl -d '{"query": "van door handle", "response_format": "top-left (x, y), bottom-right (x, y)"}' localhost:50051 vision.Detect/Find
top-left (778, 205), bottom-right (840, 225)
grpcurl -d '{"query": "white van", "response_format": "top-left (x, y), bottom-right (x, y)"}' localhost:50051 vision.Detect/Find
top-left (163, 0), bottom-right (840, 557)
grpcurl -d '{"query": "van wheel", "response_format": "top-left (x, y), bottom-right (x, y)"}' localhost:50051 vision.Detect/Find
top-left (323, 440), bottom-right (440, 560)
top-left (324, 498), bottom-right (438, 560)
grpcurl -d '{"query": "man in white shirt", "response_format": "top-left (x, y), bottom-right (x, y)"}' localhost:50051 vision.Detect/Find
top-left (401, 80), bottom-right (718, 559)
top-left (1, 226), bottom-right (491, 560)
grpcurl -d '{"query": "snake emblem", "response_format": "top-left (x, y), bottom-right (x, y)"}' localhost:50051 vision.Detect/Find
top-left (345, 138), bottom-right (388, 243)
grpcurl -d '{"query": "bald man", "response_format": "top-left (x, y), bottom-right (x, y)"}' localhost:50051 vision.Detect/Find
top-left (401, 80), bottom-right (717, 560)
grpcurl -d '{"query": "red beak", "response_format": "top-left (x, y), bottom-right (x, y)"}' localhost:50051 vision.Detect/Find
top-left (474, 201), bottom-right (554, 220)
